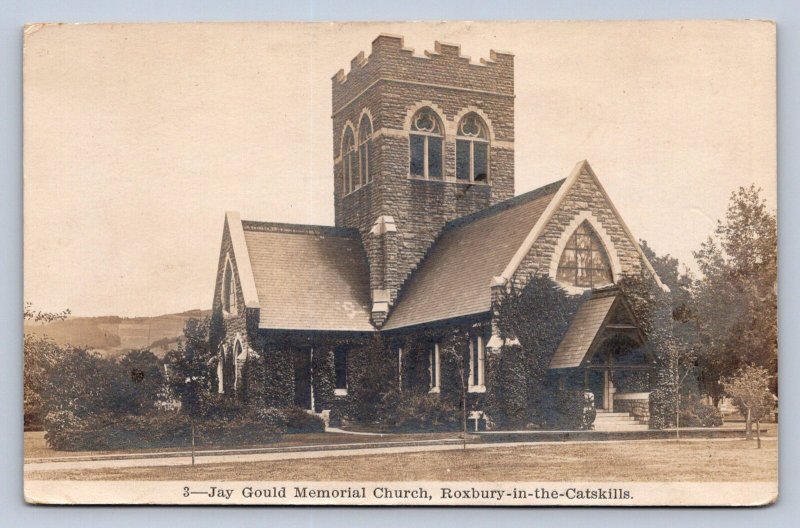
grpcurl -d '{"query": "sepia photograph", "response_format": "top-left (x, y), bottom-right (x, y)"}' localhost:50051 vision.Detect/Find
top-left (22, 20), bottom-right (777, 506)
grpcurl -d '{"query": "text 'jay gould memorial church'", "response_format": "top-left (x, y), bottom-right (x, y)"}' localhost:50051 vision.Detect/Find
top-left (209, 34), bottom-right (667, 431)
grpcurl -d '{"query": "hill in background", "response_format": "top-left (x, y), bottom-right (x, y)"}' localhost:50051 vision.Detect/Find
top-left (24, 309), bottom-right (211, 359)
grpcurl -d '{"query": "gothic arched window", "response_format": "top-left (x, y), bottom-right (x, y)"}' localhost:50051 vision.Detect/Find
top-left (409, 108), bottom-right (443, 179)
top-left (342, 126), bottom-right (358, 194)
top-left (556, 221), bottom-right (613, 288)
top-left (358, 114), bottom-right (373, 185)
top-left (223, 259), bottom-right (236, 314)
top-left (456, 113), bottom-right (489, 183)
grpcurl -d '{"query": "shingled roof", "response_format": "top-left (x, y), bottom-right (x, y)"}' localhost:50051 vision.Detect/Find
top-left (548, 287), bottom-right (644, 369)
top-left (240, 221), bottom-right (373, 332)
top-left (382, 179), bottom-right (565, 330)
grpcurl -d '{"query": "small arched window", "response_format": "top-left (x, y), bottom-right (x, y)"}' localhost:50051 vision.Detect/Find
top-left (556, 221), bottom-right (613, 289)
top-left (409, 108), bottom-right (443, 179)
top-left (456, 113), bottom-right (489, 183)
top-left (223, 260), bottom-right (236, 314)
top-left (342, 126), bottom-right (358, 194)
top-left (358, 114), bottom-right (373, 185)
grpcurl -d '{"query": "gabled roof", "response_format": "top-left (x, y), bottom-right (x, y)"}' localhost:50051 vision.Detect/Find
top-left (382, 180), bottom-right (565, 330)
top-left (498, 160), bottom-right (667, 290)
top-left (383, 160), bottom-right (666, 331)
top-left (548, 287), bottom-right (644, 369)
top-left (237, 219), bottom-right (373, 332)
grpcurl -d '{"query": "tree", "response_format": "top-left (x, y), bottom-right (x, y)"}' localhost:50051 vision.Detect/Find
top-left (165, 317), bottom-right (214, 418)
top-left (721, 365), bottom-right (774, 448)
top-left (693, 185), bottom-right (777, 401)
top-left (651, 322), bottom-right (697, 440)
top-left (115, 349), bottom-right (166, 414)
top-left (24, 304), bottom-right (71, 428)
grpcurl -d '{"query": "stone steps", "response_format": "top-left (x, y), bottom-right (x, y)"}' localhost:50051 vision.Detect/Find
top-left (593, 411), bottom-right (649, 431)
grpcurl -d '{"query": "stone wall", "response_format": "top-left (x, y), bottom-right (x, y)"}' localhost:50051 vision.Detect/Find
top-left (512, 165), bottom-right (646, 288)
top-left (209, 217), bottom-right (260, 396)
top-left (614, 397), bottom-right (650, 423)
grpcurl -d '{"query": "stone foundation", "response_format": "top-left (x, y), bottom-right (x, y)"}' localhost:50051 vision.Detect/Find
top-left (614, 393), bottom-right (650, 423)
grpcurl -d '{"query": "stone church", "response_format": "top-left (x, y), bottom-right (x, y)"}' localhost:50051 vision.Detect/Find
top-left (210, 35), bottom-right (666, 430)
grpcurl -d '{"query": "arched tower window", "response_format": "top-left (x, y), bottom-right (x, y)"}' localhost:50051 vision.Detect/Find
top-left (409, 108), bottom-right (443, 179)
top-left (342, 126), bottom-right (358, 194)
top-left (358, 114), bottom-right (373, 185)
top-left (223, 259), bottom-right (236, 314)
top-left (456, 113), bottom-right (489, 183)
top-left (556, 221), bottom-right (613, 289)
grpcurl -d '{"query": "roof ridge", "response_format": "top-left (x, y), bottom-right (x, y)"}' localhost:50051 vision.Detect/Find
top-left (241, 220), bottom-right (360, 238)
top-left (442, 178), bottom-right (565, 232)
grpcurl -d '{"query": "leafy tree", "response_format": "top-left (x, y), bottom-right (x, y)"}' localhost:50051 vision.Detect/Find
top-left (24, 304), bottom-right (71, 428)
top-left (115, 349), bottom-right (166, 414)
top-left (165, 317), bottom-right (215, 418)
top-left (693, 185), bottom-right (777, 401)
top-left (639, 240), bottom-right (695, 323)
top-left (721, 365), bottom-right (774, 448)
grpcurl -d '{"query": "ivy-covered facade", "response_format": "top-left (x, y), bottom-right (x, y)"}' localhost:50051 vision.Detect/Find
top-left (208, 35), bottom-right (666, 431)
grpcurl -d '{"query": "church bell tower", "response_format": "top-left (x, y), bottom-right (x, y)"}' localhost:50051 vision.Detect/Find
top-left (331, 35), bottom-right (515, 326)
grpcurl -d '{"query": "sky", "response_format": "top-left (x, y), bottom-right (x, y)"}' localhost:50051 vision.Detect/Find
top-left (23, 21), bottom-right (776, 317)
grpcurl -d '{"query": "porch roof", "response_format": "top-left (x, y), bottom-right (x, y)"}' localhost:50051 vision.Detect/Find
top-left (549, 288), bottom-right (641, 369)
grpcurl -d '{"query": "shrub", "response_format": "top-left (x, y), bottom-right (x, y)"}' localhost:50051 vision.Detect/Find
top-left (543, 390), bottom-right (596, 430)
top-left (194, 413), bottom-right (282, 446)
top-left (43, 410), bottom-right (88, 451)
top-left (44, 411), bottom-right (190, 451)
top-left (282, 406), bottom-right (326, 433)
top-left (650, 392), bottom-right (723, 429)
top-left (381, 389), bottom-right (460, 432)
top-left (43, 405), bottom-right (324, 451)
top-left (679, 400), bottom-right (723, 428)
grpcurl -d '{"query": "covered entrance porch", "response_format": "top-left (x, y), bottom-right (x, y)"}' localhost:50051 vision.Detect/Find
top-left (549, 287), bottom-right (654, 427)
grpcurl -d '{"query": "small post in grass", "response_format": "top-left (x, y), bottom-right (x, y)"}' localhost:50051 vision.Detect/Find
top-left (191, 419), bottom-right (196, 466)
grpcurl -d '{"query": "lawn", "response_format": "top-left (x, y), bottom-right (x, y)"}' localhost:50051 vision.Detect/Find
top-left (27, 438), bottom-right (777, 482)
top-left (24, 430), bottom-right (461, 460)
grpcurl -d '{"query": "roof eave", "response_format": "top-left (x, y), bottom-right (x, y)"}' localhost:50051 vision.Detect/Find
top-left (226, 211), bottom-right (261, 310)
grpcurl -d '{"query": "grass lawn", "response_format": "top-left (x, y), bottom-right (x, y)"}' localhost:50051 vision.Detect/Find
top-left (24, 430), bottom-right (461, 460)
top-left (27, 438), bottom-right (777, 482)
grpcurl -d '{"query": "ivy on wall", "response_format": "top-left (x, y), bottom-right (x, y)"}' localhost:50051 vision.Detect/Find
top-left (344, 335), bottom-right (396, 423)
top-left (487, 275), bottom-right (584, 428)
top-left (311, 347), bottom-right (335, 413)
top-left (262, 346), bottom-right (295, 408)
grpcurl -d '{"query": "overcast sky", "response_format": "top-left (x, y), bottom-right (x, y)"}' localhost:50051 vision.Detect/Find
top-left (24, 21), bottom-right (776, 317)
